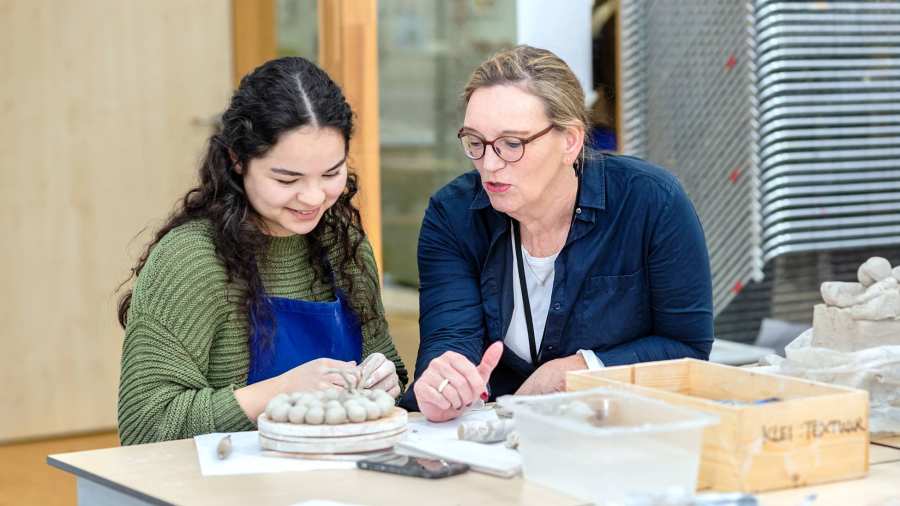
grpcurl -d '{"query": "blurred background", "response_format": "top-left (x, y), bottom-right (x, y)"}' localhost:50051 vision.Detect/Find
top-left (4, 1), bottom-right (900, 503)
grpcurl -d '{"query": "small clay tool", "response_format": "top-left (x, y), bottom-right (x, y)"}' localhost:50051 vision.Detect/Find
top-left (216, 434), bottom-right (233, 460)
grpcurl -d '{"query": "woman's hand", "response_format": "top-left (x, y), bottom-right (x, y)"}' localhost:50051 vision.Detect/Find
top-left (514, 354), bottom-right (587, 395)
top-left (278, 357), bottom-right (358, 392)
top-left (235, 358), bottom-right (356, 421)
top-left (413, 342), bottom-right (503, 422)
top-left (360, 353), bottom-right (401, 398)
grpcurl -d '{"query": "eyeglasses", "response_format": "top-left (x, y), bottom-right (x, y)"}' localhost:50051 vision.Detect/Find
top-left (457, 124), bottom-right (555, 163)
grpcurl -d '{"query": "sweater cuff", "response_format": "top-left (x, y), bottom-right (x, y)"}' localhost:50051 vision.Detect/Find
top-left (211, 385), bottom-right (256, 432)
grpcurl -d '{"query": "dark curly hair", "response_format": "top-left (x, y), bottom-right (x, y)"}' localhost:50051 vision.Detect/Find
top-left (117, 56), bottom-right (373, 353)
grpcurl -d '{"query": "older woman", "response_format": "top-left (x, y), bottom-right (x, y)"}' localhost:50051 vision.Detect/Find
top-left (401, 46), bottom-right (713, 422)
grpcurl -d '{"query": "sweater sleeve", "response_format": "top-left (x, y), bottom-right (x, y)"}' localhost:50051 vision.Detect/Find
top-left (355, 238), bottom-right (409, 390)
top-left (117, 225), bottom-right (254, 445)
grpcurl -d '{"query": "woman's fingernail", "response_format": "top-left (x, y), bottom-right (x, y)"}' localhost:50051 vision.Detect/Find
top-left (481, 391), bottom-right (489, 401)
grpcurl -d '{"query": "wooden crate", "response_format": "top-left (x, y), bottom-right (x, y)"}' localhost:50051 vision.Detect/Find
top-left (566, 358), bottom-right (869, 492)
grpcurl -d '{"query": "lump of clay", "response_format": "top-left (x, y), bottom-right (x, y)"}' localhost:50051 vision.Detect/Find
top-left (822, 277), bottom-right (900, 311)
top-left (848, 280), bottom-right (900, 320)
top-left (820, 258), bottom-right (900, 319)
top-left (858, 257), bottom-right (892, 287)
top-left (261, 353), bottom-right (400, 425)
top-left (820, 282), bottom-right (865, 308)
top-left (263, 387), bottom-right (396, 425)
top-left (821, 275), bottom-right (900, 320)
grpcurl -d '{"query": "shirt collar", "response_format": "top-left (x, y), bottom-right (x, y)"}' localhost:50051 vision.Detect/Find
top-left (577, 153), bottom-right (607, 211)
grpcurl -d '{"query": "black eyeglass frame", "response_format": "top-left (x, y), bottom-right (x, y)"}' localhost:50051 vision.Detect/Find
top-left (456, 124), bottom-right (556, 163)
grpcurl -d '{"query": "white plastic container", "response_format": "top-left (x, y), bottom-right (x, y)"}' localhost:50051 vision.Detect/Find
top-left (497, 387), bottom-right (718, 505)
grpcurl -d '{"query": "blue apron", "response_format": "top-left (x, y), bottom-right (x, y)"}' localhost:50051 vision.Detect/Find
top-left (246, 289), bottom-right (363, 385)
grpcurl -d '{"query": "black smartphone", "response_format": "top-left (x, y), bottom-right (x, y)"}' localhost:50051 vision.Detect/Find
top-left (356, 451), bottom-right (469, 479)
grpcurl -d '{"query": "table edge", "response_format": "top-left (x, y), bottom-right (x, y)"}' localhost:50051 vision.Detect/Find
top-left (47, 454), bottom-right (174, 506)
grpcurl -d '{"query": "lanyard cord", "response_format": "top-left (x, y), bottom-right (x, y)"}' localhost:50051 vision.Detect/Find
top-left (512, 220), bottom-right (540, 365)
top-left (510, 165), bottom-right (583, 366)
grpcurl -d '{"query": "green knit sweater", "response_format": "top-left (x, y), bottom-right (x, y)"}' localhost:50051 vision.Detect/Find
top-left (117, 220), bottom-right (407, 445)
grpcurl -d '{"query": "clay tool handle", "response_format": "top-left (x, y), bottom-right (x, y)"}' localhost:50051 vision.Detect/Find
top-left (216, 434), bottom-right (233, 460)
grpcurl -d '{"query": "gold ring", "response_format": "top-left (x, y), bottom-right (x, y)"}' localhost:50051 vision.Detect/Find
top-left (437, 378), bottom-right (450, 394)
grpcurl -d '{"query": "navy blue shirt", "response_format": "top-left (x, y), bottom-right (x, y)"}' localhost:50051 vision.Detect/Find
top-left (400, 154), bottom-right (713, 410)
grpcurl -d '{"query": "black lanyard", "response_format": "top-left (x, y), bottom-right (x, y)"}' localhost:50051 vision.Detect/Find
top-left (511, 165), bottom-right (583, 366)
top-left (511, 220), bottom-right (540, 365)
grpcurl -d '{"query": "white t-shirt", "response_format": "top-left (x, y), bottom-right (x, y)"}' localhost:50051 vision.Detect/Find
top-left (504, 231), bottom-right (558, 364)
top-left (504, 228), bottom-right (605, 369)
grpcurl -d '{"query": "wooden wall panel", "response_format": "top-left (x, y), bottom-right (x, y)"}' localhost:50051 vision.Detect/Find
top-left (318, 0), bottom-right (383, 272)
top-left (0, 1), bottom-right (232, 442)
top-left (232, 0), bottom-right (276, 87)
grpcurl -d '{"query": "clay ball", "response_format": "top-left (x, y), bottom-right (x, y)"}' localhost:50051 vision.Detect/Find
top-left (288, 404), bottom-right (308, 424)
top-left (362, 399), bottom-right (382, 420)
top-left (305, 405), bottom-right (325, 425)
top-left (270, 402), bottom-right (291, 423)
top-left (269, 386), bottom-right (397, 425)
top-left (346, 403), bottom-right (367, 423)
top-left (858, 257), bottom-right (892, 286)
top-left (376, 398), bottom-right (394, 414)
top-left (325, 405), bottom-right (348, 425)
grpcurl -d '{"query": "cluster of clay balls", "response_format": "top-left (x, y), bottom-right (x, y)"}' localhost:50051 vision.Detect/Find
top-left (264, 388), bottom-right (396, 425)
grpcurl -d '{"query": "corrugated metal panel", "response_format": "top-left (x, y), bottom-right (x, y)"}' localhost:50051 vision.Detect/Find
top-left (618, 0), bottom-right (648, 157)
top-left (618, 0), bottom-right (759, 315)
top-left (755, 0), bottom-right (900, 262)
top-left (619, 0), bottom-right (900, 322)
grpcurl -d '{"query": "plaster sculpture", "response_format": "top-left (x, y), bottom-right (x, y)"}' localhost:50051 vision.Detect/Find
top-left (813, 257), bottom-right (900, 351)
top-left (761, 257), bottom-right (900, 436)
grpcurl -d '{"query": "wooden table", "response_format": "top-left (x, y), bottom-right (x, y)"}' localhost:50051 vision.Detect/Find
top-left (49, 438), bottom-right (900, 506)
top-left (48, 437), bottom-right (584, 506)
top-left (758, 439), bottom-right (900, 505)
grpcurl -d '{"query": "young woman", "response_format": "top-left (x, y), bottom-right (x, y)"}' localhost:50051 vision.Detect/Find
top-left (403, 46), bottom-right (713, 422)
top-left (117, 57), bottom-right (406, 445)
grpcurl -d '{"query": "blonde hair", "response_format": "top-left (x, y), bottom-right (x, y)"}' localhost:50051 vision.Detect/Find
top-left (463, 45), bottom-right (591, 133)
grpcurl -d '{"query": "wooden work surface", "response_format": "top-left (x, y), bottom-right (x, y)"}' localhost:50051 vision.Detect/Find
top-left (875, 435), bottom-right (900, 449)
top-left (757, 439), bottom-right (900, 506)
top-left (48, 437), bottom-right (586, 506)
top-left (48, 438), bottom-right (900, 506)
top-left (871, 441), bottom-right (900, 465)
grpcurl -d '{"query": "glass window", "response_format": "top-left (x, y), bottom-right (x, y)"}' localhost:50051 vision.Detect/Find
top-left (278, 0), bottom-right (318, 61)
top-left (275, 0), bottom-right (516, 286)
top-left (378, 0), bottom-right (516, 285)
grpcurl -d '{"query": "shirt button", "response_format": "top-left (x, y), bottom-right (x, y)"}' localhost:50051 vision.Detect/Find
top-left (547, 345), bottom-right (554, 351)
top-left (575, 208), bottom-right (582, 215)
top-left (552, 302), bottom-right (561, 311)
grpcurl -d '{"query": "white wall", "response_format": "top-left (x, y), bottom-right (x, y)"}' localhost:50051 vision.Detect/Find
top-left (516, 0), bottom-right (595, 104)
